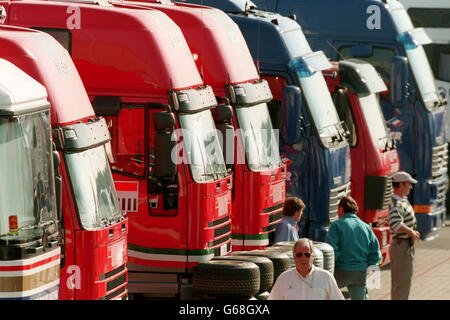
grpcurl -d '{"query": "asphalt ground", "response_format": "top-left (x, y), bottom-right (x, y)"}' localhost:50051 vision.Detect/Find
top-left (364, 215), bottom-right (450, 300)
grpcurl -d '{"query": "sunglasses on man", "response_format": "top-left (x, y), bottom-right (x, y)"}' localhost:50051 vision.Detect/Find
top-left (295, 252), bottom-right (312, 258)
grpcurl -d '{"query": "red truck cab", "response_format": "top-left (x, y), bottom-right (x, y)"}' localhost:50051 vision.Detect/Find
top-left (323, 59), bottom-right (400, 265)
top-left (116, 0), bottom-right (287, 251)
top-left (0, 0), bottom-right (233, 298)
top-left (0, 23), bottom-right (128, 299)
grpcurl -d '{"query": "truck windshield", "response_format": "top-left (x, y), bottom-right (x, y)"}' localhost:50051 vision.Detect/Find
top-left (0, 111), bottom-right (57, 243)
top-left (297, 71), bottom-right (342, 140)
top-left (65, 145), bottom-right (123, 230)
top-left (358, 93), bottom-right (390, 150)
top-left (282, 28), bottom-right (313, 58)
top-left (178, 110), bottom-right (228, 182)
top-left (404, 44), bottom-right (441, 110)
top-left (391, 7), bottom-right (442, 110)
top-left (235, 103), bottom-right (281, 172)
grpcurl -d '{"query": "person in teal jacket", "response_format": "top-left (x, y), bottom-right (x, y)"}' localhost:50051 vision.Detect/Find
top-left (326, 196), bottom-right (382, 300)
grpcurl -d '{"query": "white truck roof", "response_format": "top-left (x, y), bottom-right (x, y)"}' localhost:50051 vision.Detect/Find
top-left (0, 58), bottom-right (50, 116)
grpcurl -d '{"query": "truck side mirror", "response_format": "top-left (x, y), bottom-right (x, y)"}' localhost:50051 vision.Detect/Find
top-left (390, 56), bottom-right (410, 107)
top-left (211, 104), bottom-right (235, 167)
top-left (282, 85), bottom-right (305, 144)
top-left (350, 45), bottom-right (373, 58)
top-left (211, 104), bottom-right (233, 123)
top-left (92, 96), bottom-right (121, 116)
top-left (152, 112), bottom-right (177, 179)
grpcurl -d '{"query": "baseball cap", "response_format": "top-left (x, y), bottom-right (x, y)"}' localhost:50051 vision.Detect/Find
top-left (392, 171), bottom-right (417, 184)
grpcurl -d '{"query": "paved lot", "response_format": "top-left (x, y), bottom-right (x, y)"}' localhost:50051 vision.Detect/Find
top-left (367, 216), bottom-right (450, 300)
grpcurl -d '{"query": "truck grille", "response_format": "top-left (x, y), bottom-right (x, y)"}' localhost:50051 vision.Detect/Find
top-left (381, 176), bottom-right (394, 210)
top-left (262, 224), bottom-right (278, 233)
top-left (208, 215), bottom-right (231, 248)
top-left (214, 223), bottom-right (231, 238)
top-left (431, 144), bottom-right (448, 177)
top-left (106, 273), bottom-right (127, 292)
top-left (263, 203), bottom-right (284, 232)
top-left (329, 182), bottom-right (351, 222)
top-left (268, 210), bottom-right (283, 224)
top-left (99, 264), bottom-right (126, 281)
top-left (435, 177), bottom-right (447, 210)
top-left (208, 215), bottom-right (230, 228)
top-left (100, 286), bottom-right (126, 300)
top-left (98, 264), bottom-right (128, 300)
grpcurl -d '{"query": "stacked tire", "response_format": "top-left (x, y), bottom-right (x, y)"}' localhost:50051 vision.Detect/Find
top-left (264, 246), bottom-right (295, 268)
top-left (230, 250), bottom-right (291, 284)
top-left (193, 260), bottom-right (260, 299)
top-left (313, 241), bottom-right (335, 274)
top-left (212, 255), bottom-right (274, 298)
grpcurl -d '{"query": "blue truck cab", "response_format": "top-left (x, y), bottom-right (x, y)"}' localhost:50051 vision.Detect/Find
top-left (249, 0), bottom-right (448, 240)
top-left (182, 0), bottom-right (352, 241)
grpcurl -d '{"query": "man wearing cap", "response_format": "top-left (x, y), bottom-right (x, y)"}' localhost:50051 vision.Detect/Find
top-left (389, 171), bottom-right (421, 300)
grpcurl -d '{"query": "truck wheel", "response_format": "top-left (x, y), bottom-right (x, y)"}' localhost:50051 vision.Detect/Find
top-left (212, 255), bottom-right (274, 292)
top-left (193, 260), bottom-right (260, 299)
top-left (230, 250), bottom-right (291, 283)
top-left (313, 241), bottom-right (335, 274)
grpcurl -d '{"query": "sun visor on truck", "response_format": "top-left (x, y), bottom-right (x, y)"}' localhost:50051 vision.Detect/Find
top-left (396, 28), bottom-right (432, 50)
top-left (53, 117), bottom-right (110, 151)
top-left (339, 59), bottom-right (388, 95)
top-left (225, 79), bottom-right (272, 106)
top-left (92, 96), bottom-right (121, 116)
top-left (184, 0), bottom-right (252, 13)
top-left (288, 51), bottom-right (332, 78)
top-left (168, 85), bottom-right (217, 114)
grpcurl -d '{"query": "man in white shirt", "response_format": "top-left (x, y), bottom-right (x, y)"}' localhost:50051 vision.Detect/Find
top-left (268, 238), bottom-right (344, 300)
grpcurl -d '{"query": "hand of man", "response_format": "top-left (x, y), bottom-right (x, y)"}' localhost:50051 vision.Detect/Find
top-left (409, 230), bottom-right (420, 244)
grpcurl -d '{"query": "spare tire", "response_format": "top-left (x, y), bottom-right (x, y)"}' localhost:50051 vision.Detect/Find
top-left (263, 246), bottom-right (295, 268)
top-left (231, 250), bottom-right (291, 283)
top-left (212, 255), bottom-right (274, 293)
top-left (194, 260), bottom-right (260, 299)
top-left (313, 241), bottom-right (335, 274)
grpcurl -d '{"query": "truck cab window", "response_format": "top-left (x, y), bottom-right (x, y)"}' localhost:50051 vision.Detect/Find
top-left (332, 89), bottom-right (357, 147)
top-left (339, 47), bottom-right (396, 83)
top-left (104, 104), bottom-right (146, 177)
top-left (423, 43), bottom-right (450, 82)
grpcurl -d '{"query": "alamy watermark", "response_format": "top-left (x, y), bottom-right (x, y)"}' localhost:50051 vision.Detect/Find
top-left (169, 127), bottom-right (280, 168)
top-left (66, 6), bottom-right (81, 30)
top-left (366, 5), bottom-right (381, 30)
top-left (66, 265), bottom-right (81, 290)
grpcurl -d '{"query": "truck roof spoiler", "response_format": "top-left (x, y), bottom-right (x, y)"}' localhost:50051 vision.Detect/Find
top-left (47, 0), bottom-right (113, 6)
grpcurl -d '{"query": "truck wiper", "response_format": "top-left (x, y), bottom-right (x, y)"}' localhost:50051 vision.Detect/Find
top-left (88, 178), bottom-right (106, 228)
